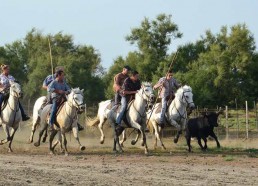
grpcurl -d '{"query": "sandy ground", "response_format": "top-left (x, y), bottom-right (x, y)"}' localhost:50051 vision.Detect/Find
top-left (0, 125), bottom-right (258, 186)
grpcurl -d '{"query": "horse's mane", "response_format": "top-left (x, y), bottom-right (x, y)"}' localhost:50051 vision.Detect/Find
top-left (175, 85), bottom-right (192, 96)
top-left (142, 82), bottom-right (152, 87)
top-left (72, 87), bottom-right (82, 94)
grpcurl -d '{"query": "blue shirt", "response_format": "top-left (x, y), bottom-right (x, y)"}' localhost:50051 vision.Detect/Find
top-left (43, 74), bottom-right (56, 87)
top-left (48, 79), bottom-right (70, 99)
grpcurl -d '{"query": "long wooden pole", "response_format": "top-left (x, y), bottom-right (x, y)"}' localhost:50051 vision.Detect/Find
top-left (48, 37), bottom-right (54, 78)
top-left (146, 50), bottom-right (179, 127)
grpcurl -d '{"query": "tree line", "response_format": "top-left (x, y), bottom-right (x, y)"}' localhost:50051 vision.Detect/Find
top-left (0, 14), bottom-right (257, 107)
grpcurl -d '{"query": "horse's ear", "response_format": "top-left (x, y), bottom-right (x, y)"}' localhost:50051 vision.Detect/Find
top-left (81, 89), bottom-right (84, 93)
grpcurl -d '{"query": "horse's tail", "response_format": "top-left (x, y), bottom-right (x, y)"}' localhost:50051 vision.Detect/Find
top-left (86, 116), bottom-right (100, 127)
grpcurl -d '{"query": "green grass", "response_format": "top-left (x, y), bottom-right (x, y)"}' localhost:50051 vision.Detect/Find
top-left (224, 155), bottom-right (235, 161)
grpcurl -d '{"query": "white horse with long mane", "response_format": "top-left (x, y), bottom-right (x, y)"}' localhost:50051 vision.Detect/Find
top-left (0, 81), bottom-right (23, 152)
top-left (108, 82), bottom-right (155, 154)
top-left (147, 85), bottom-right (195, 149)
top-left (34, 88), bottom-right (85, 155)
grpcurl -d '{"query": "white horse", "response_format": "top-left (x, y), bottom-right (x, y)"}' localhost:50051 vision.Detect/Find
top-left (108, 82), bottom-right (155, 154)
top-left (28, 96), bottom-right (48, 143)
top-left (87, 99), bottom-right (112, 144)
top-left (34, 88), bottom-right (85, 155)
top-left (147, 85), bottom-right (195, 150)
top-left (87, 99), bottom-right (154, 145)
top-left (0, 82), bottom-right (22, 152)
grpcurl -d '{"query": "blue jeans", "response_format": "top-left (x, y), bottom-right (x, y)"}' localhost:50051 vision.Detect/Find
top-left (116, 96), bottom-right (127, 125)
top-left (49, 99), bottom-right (58, 126)
top-left (114, 92), bottom-right (121, 105)
top-left (160, 97), bottom-right (167, 123)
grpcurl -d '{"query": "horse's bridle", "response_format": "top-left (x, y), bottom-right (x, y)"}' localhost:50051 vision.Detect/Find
top-left (169, 90), bottom-right (193, 123)
top-left (67, 92), bottom-right (84, 110)
top-left (65, 92), bottom-right (84, 125)
top-left (130, 86), bottom-right (155, 120)
top-left (181, 90), bottom-right (194, 107)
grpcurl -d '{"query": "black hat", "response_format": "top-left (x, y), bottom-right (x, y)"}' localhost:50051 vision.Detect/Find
top-left (124, 65), bottom-right (131, 71)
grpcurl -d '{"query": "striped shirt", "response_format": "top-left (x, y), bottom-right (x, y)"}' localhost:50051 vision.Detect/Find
top-left (154, 77), bottom-right (180, 98)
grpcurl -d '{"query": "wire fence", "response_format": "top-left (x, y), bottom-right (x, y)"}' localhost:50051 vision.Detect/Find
top-left (21, 99), bottom-right (258, 140)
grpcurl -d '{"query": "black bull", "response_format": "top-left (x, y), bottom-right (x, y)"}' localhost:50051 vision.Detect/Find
top-left (185, 110), bottom-right (223, 152)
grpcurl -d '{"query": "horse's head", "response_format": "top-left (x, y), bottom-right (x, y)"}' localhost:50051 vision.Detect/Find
top-left (139, 82), bottom-right (155, 109)
top-left (175, 85), bottom-right (195, 109)
top-left (67, 88), bottom-right (85, 111)
top-left (10, 81), bottom-right (23, 98)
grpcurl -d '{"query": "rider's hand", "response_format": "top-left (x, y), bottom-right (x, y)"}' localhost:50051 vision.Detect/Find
top-left (59, 90), bottom-right (65, 94)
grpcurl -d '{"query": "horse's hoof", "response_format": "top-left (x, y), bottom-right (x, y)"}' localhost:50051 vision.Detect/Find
top-left (49, 151), bottom-right (55, 155)
top-left (113, 150), bottom-right (118, 154)
top-left (28, 139), bottom-right (33, 144)
top-left (162, 145), bottom-right (167, 150)
top-left (141, 141), bottom-right (144, 147)
top-left (119, 149), bottom-right (124, 153)
top-left (34, 142), bottom-right (40, 147)
top-left (120, 143), bottom-right (124, 148)
top-left (65, 153), bottom-right (69, 156)
top-left (8, 148), bottom-right (13, 153)
top-left (131, 140), bottom-right (136, 145)
top-left (80, 146), bottom-right (86, 151)
top-left (42, 138), bottom-right (47, 143)
top-left (145, 151), bottom-right (149, 155)
top-left (100, 140), bottom-right (104, 144)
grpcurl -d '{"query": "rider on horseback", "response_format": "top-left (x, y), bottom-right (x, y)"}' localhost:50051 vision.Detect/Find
top-left (0, 64), bottom-right (30, 121)
top-left (115, 70), bottom-right (141, 128)
top-left (113, 65), bottom-right (131, 105)
top-left (48, 69), bottom-right (70, 131)
top-left (43, 66), bottom-right (84, 131)
top-left (153, 70), bottom-right (180, 128)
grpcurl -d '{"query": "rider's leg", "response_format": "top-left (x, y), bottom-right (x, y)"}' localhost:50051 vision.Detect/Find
top-left (49, 99), bottom-right (58, 130)
top-left (116, 96), bottom-right (127, 125)
top-left (18, 101), bottom-right (30, 121)
top-left (160, 97), bottom-right (167, 128)
top-left (0, 93), bottom-right (4, 115)
top-left (114, 92), bottom-right (121, 105)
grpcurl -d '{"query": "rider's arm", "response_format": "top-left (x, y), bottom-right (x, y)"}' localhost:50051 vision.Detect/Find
top-left (154, 77), bottom-right (166, 90)
top-left (122, 79), bottom-right (137, 95)
top-left (48, 81), bottom-right (64, 94)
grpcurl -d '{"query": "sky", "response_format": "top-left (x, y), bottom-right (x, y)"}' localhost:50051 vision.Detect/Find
top-left (1, 0), bottom-right (257, 69)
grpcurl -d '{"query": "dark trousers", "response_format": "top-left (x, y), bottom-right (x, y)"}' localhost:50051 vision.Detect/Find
top-left (0, 93), bottom-right (26, 117)
top-left (0, 93), bottom-right (4, 113)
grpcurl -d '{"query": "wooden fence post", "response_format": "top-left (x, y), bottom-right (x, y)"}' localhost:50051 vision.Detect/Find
top-left (235, 98), bottom-right (239, 139)
top-left (225, 106), bottom-right (228, 140)
top-left (254, 101), bottom-right (258, 130)
top-left (246, 101), bottom-right (249, 139)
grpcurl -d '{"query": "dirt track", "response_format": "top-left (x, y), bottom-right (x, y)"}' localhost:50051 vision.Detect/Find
top-left (0, 126), bottom-right (258, 185)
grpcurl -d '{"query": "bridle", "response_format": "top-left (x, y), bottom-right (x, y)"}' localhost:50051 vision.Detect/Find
top-left (65, 92), bottom-right (84, 125)
top-left (132, 85), bottom-right (155, 119)
top-left (169, 89), bottom-right (193, 123)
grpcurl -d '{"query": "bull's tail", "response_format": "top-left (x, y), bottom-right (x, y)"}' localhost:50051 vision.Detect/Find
top-left (86, 116), bottom-right (100, 127)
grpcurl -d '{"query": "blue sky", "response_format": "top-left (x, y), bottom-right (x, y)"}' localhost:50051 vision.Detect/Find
top-left (1, 0), bottom-right (257, 69)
